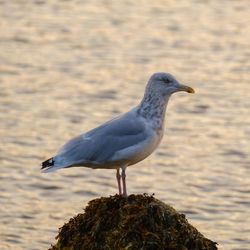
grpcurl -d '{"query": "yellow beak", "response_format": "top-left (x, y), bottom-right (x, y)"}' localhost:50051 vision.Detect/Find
top-left (176, 85), bottom-right (195, 93)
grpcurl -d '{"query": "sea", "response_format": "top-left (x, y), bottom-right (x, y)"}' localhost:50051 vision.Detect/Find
top-left (0, 0), bottom-right (249, 249)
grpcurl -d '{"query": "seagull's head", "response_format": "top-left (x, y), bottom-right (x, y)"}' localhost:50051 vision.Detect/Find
top-left (149, 72), bottom-right (195, 96)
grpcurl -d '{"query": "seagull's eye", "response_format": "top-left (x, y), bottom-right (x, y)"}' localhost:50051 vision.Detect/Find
top-left (163, 78), bottom-right (170, 83)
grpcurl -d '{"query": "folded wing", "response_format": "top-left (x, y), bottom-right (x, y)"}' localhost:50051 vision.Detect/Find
top-left (43, 110), bottom-right (149, 172)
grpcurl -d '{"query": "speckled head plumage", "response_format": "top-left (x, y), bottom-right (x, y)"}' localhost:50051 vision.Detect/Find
top-left (139, 72), bottom-right (195, 127)
top-left (147, 72), bottom-right (195, 96)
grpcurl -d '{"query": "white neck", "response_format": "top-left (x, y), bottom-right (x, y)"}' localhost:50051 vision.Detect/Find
top-left (137, 89), bottom-right (170, 132)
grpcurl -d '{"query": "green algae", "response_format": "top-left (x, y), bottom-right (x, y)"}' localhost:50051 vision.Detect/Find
top-left (50, 194), bottom-right (217, 250)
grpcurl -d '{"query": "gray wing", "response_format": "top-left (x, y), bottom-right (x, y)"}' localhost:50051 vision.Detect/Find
top-left (56, 111), bottom-right (147, 166)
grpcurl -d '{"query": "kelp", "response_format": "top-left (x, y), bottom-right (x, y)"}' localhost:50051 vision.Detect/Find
top-left (50, 194), bottom-right (217, 250)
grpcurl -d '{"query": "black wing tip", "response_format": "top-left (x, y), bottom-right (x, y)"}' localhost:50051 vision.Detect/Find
top-left (41, 157), bottom-right (54, 170)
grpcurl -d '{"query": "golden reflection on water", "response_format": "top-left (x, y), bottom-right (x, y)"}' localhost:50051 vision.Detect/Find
top-left (1, 0), bottom-right (250, 249)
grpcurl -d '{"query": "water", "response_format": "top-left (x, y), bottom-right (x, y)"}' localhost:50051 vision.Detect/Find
top-left (0, 0), bottom-right (250, 249)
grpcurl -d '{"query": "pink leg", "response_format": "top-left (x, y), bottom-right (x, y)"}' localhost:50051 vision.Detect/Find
top-left (122, 166), bottom-right (127, 197)
top-left (116, 168), bottom-right (122, 195)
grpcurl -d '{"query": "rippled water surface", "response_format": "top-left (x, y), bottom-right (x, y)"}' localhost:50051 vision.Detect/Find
top-left (1, 0), bottom-right (250, 249)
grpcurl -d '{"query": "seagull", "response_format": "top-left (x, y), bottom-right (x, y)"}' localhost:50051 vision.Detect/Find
top-left (41, 72), bottom-right (194, 197)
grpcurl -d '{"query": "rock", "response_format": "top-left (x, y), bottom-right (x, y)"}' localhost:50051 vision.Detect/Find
top-left (50, 194), bottom-right (217, 250)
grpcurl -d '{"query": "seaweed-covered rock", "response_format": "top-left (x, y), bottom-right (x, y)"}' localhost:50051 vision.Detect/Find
top-left (50, 194), bottom-right (217, 250)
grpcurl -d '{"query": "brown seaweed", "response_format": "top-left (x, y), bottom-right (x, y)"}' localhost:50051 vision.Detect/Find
top-left (50, 194), bottom-right (217, 250)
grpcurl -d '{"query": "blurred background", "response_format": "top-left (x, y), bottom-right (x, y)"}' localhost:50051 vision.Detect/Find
top-left (0, 0), bottom-right (249, 249)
